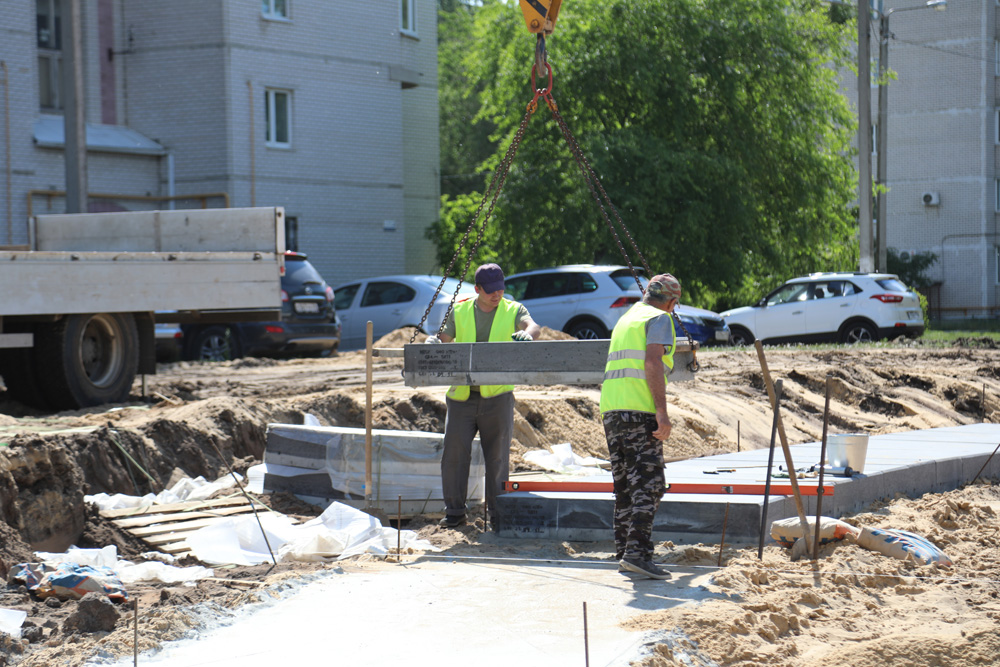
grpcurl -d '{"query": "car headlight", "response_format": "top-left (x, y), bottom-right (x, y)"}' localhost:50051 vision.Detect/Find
top-left (677, 314), bottom-right (703, 326)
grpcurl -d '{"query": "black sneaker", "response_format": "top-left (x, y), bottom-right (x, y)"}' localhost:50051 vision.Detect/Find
top-left (619, 557), bottom-right (671, 580)
top-left (439, 514), bottom-right (466, 528)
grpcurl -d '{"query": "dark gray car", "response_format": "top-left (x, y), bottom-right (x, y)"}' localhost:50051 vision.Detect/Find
top-left (181, 252), bottom-right (340, 361)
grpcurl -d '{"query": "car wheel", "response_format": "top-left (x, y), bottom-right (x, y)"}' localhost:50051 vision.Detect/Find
top-left (839, 320), bottom-right (877, 345)
top-left (189, 326), bottom-right (241, 362)
top-left (567, 320), bottom-right (609, 340)
top-left (728, 326), bottom-right (754, 346)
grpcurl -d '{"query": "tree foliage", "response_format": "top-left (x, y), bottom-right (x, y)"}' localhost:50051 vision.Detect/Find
top-left (433, 0), bottom-right (859, 310)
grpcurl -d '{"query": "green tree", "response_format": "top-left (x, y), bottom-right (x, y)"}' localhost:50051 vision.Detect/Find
top-left (433, 0), bottom-right (860, 310)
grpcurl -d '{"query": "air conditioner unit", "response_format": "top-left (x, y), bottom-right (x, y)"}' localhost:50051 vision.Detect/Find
top-left (922, 191), bottom-right (940, 206)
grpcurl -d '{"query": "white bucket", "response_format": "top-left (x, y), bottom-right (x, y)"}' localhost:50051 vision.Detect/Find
top-left (826, 433), bottom-right (869, 474)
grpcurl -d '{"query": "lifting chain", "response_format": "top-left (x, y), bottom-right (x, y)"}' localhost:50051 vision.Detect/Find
top-left (410, 37), bottom-right (699, 372)
top-left (408, 99), bottom-right (538, 344)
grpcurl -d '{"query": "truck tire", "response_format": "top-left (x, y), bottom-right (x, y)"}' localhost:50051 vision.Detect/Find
top-left (36, 313), bottom-right (140, 410)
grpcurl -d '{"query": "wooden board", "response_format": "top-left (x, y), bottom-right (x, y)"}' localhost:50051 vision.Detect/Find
top-left (100, 495), bottom-right (291, 559)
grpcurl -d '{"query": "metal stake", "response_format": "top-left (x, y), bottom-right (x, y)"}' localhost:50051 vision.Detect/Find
top-left (814, 374), bottom-right (832, 561)
top-left (972, 442), bottom-right (1000, 485)
top-left (737, 420), bottom-right (740, 453)
top-left (397, 495), bottom-right (402, 559)
top-left (133, 598), bottom-right (138, 667)
top-left (583, 601), bottom-right (590, 667)
top-left (757, 379), bottom-right (783, 560)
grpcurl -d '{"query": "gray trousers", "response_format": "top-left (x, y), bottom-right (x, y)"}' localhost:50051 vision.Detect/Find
top-left (441, 391), bottom-right (514, 521)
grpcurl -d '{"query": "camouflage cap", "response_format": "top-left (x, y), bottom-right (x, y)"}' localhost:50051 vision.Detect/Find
top-left (647, 273), bottom-right (681, 301)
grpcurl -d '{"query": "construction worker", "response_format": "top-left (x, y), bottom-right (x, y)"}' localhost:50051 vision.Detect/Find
top-left (599, 273), bottom-right (681, 579)
top-left (428, 263), bottom-right (541, 529)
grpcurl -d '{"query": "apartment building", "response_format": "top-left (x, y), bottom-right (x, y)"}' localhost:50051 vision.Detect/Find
top-left (841, 0), bottom-right (998, 319)
top-left (0, 0), bottom-right (440, 286)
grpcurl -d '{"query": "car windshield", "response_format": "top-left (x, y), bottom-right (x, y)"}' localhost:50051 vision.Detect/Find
top-left (876, 278), bottom-right (910, 292)
top-left (766, 283), bottom-right (808, 306)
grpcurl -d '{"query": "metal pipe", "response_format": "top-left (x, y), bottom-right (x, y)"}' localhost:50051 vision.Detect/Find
top-left (814, 374), bottom-right (832, 560)
top-left (757, 379), bottom-right (783, 560)
top-left (64, 0), bottom-right (88, 213)
top-left (858, 0), bottom-right (874, 273)
top-left (1, 61), bottom-right (10, 245)
top-left (26, 189), bottom-right (230, 219)
top-left (167, 152), bottom-right (175, 210)
top-left (247, 80), bottom-right (255, 207)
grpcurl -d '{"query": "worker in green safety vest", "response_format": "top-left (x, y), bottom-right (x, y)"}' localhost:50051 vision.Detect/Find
top-left (427, 263), bottom-right (541, 530)
top-left (599, 273), bottom-right (681, 580)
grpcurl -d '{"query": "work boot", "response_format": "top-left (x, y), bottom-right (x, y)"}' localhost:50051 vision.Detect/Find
top-left (438, 514), bottom-right (466, 528)
top-left (619, 557), bottom-right (671, 580)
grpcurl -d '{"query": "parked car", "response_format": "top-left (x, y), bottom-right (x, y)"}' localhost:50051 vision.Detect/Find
top-left (720, 272), bottom-right (925, 345)
top-left (502, 265), bottom-right (731, 345)
top-left (182, 251), bottom-right (340, 361)
top-left (333, 275), bottom-right (477, 350)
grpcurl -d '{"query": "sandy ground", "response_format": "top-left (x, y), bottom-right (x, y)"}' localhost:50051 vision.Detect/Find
top-left (0, 331), bottom-right (998, 666)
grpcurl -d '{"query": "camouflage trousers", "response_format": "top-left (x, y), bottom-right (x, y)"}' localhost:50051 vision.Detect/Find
top-left (603, 410), bottom-right (666, 562)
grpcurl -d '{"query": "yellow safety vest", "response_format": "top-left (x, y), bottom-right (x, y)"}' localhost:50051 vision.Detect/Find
top-left (447, 298), bottom-right (519, 401)
top-left (599, 302), bottom-right (675, 414)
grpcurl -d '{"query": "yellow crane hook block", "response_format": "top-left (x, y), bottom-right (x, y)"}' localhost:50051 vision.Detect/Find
top-left (519, 0), bottom-right (562, 35)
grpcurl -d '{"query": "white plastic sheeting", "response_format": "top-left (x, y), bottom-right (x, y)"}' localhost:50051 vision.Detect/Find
top-left (523, 443), bottom-right (610, 476)
top-left (184, 500), bottom-right (438, 565)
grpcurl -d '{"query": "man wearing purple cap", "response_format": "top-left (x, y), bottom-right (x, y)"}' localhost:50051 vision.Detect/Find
top-left (599, 273), bottom-right (682, 579)
top-left (429, 263), bottom-right (541, 529)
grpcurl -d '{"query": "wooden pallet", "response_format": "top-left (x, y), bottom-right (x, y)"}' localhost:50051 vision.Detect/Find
top-left (100, 496), bottom-right (285, 559)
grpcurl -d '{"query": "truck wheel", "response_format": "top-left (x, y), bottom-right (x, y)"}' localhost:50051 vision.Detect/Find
top-left (188, 326), bottom-right (241, 362)
top-left (37, 313), bottom-right (140, 410)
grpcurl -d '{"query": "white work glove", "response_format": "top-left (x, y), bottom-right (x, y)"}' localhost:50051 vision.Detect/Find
top-left (425, 335), bottom-right (442, 344)
top-left (511, 331), bottom-right (533, 342)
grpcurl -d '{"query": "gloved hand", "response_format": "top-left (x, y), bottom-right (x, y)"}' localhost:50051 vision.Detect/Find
top-left (511, 330), bottom-right (533, 342)
top-left (425, 335), bottom-right (442, 344)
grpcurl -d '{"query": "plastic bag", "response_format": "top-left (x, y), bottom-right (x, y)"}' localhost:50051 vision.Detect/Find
top-left (850, 527), bottom-right (952, 566)
top-left (770, 516), bottom-right (859, 549)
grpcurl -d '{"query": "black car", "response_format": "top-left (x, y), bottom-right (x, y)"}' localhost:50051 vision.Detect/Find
top-left (181, 252), bottom-right (341, 361)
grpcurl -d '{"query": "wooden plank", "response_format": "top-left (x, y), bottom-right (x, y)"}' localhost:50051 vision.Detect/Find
top-left (127, 514), bottom-right (255, 538)
top-left (110, 504), bottom-right (263, 529)
top-left (100, 496), bottom-right (252, 519)
top-left (402, 339), bottom-right (698, 386)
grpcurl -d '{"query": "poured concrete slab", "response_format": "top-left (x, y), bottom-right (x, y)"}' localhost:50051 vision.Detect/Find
top-left (495, 423), bottom-right (1000, 542)
top-left (402, 339), bottom-right (699, 386)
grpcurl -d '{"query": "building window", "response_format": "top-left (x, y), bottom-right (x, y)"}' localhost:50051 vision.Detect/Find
top-left (872, 124), bottom-right (877, 155)
top-left (996, 180), bottom-right (1000, 212)
top-left (285, 216), bottom-right (298, 252)
top-left (262, 0), bottom-right (288, 20)
top-left (37, 0), bottom-right (63, 111)
top-left (265, 89), bottom-right (291, 147)
top-left (996, 246), bottom-right (1000, 284)
top-left (996, 109), bottom-right (1000, 144)
top-left (401, 0), bottom-right (416, 36)
top-left (996, 40), bottom-right (1000, 76)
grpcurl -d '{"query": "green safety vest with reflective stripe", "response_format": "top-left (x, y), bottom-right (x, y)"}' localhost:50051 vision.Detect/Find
top-left (447, 298), bottom-right (519, 401)
top-left (599, 302), bottom-right (675, 415)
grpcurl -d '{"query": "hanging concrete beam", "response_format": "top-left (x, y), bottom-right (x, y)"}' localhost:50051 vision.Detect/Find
top-left (402, 339), bottom-right (699, 387)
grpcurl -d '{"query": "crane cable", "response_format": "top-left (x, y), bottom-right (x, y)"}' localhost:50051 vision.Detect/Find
top-left (410, 35), bottom-right (700, 372)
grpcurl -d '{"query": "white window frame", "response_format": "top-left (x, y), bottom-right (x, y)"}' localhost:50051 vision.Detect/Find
top-left (872, 124), bottom-right (877, 155)
top-left (996, 109), bottom-right (1000, 145)
top-left (996, 40), bottom-right (1000, 76)
top-left (401, 0), bottom-right (417, 37)
top-left (996, 179), bottom-right (1000, 212)
top-left (265, 88), bottom-right (292, 148)
top-left (996, 245), bottom-right (1000, 284)
top-left (37, 0), bottom-right (63, 111)
top-left (262, 0), bottom-right (289, 21)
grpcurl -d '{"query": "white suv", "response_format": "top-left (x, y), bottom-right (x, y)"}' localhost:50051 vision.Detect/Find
top-left (720, 272), bottom-right (924, 345)
top-left (503, 265), bottom-right (730, 345)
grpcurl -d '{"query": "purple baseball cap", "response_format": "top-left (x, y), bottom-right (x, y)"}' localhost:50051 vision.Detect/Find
top-left (474, 263), bottom-right (506, 293)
